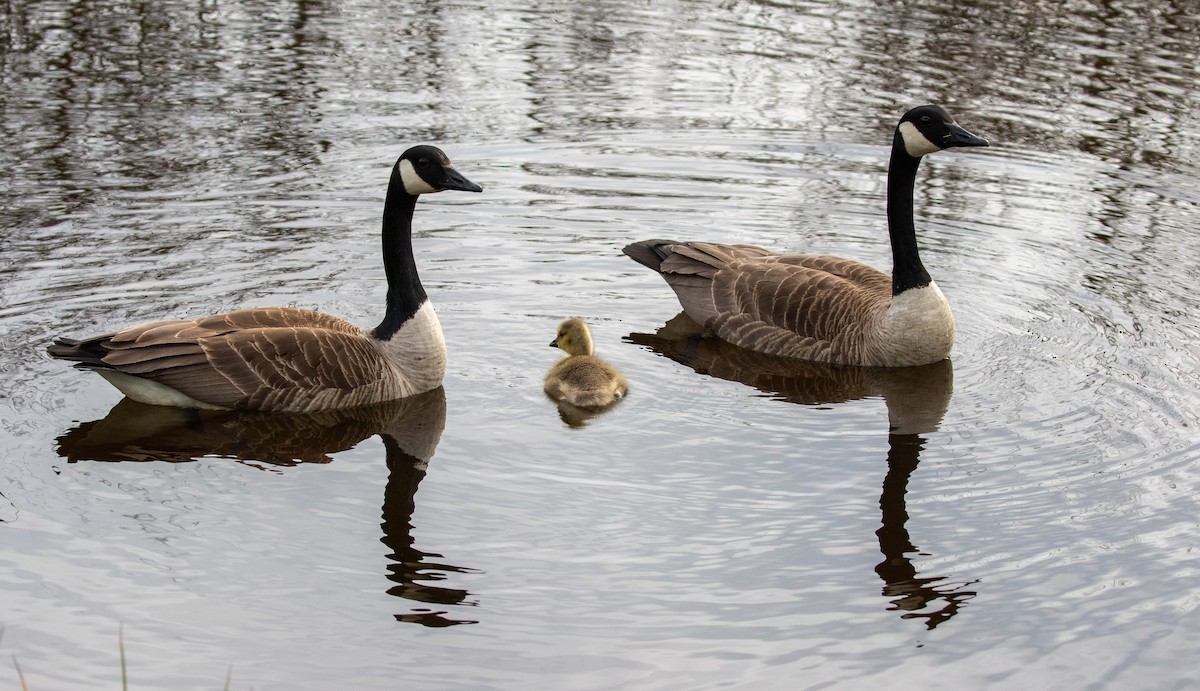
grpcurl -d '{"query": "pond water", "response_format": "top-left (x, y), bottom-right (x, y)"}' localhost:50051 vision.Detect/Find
top-left (2, 0), bottom-right (1199, 688)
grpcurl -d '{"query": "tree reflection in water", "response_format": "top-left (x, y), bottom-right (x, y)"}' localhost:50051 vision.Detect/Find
top-left (628, 313), bottom-right (977, 629)
top-left (53, 387), bottom-right (479, 627)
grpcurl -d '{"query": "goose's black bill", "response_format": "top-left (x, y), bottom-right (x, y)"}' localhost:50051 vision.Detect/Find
top-left (442, 167), bottom-right (483, 193)
top-left (945, 123), bottom-right (989, 149)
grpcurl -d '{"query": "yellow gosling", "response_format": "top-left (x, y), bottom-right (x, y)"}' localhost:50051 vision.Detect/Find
top-left (544, 319), bottom-right (628, 409)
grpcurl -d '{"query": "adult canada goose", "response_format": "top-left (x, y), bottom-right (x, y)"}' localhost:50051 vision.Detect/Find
top-left (623, 105), bottom-right (988, 367)
top-left (545, 319), bottom-right (629, 409)
top-left (47, 145), bottom-right (482, 413)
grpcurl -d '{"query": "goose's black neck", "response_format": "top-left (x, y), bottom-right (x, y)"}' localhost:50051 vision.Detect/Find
top-left (887, 132), bottom-right (931, 296)
top-left (373, 184), bottom-right (425, 341)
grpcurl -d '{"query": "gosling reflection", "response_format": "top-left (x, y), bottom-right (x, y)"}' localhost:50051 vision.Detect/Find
top-left (628, 313), bottom-right (977, 629)
top-left (549, 399), bottom-right (615, 428)
top-left (53, 388), bottom-right (479, 627)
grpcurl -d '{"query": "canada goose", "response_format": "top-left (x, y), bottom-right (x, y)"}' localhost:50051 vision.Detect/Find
top-left (545, 319), bottom-right (629, 409)
top-left (47, 146), bottom-right (482, 412)
top-left (623, 105), bottom-right (988, 367)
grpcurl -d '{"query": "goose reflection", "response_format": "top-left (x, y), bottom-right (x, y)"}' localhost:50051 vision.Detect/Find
top-left (628, 313), bottom-right (978, 629)
top-left (53, 388), bottom-right (479, 627)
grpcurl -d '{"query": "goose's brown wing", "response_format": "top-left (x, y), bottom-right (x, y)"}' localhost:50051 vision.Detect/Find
top-left (629, 241), bottom-right (893, 361)
top-left (710, 253), bottom-right (892, 359)
top-left (648, 242), bottom-right (776, 324)
top-left (51, 308), bottom-right (385, 410)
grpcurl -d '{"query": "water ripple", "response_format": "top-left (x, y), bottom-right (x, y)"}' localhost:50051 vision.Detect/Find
top-left (2, 0), bottom-right (1199, 688)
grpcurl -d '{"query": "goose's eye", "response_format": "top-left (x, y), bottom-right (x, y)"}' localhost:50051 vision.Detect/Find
top-left (920, 115), bottom-right (931, 124)
top-left (417, 157), bottom-right (430, 168)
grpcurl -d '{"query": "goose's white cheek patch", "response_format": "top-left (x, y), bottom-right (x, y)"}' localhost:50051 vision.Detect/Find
top-left (898, 121), bottom-right (941, 157)
top-left (398, 159), bottom-right (440, 195)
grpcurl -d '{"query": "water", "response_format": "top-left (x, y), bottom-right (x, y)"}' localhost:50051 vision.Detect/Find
top-left (2, 0), bottom-right (1199, 688)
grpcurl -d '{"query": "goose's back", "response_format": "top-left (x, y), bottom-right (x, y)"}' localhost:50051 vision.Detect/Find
top-left (544, 355), bottom-right (627, 408)
top-left (643, 241), bottom-right (907, 364)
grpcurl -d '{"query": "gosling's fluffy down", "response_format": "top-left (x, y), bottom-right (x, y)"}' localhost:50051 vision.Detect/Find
top-left (545, 319), bottom-right (628, 409)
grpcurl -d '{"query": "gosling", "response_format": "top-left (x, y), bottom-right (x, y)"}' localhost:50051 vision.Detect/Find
top-left (545, 319), bottom-right (628, 409)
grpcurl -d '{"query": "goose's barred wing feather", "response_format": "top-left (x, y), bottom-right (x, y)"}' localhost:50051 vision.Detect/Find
top-left (626, 240), bottom-right (893, 362)
top-left (50, 308), bottom-right (387, 410)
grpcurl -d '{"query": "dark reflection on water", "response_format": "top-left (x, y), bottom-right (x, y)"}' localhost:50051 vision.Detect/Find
top-left (629, 313), bottom-right (976, 628)
top-left (877, 433), bottom-right (978, 630)
top-left (54, 388), bottom-right (479, 627)
top-left (377, 430), bottom-right (480, 627)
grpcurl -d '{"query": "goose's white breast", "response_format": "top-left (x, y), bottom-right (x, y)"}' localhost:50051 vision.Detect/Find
top-left (880, 282), bottom-right (955, 365)
top-left (374, 300), bottom-right (447, 396)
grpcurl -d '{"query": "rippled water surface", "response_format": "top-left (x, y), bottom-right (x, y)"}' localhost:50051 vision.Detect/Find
top-left (3, 0), bottom-right (1199, 688)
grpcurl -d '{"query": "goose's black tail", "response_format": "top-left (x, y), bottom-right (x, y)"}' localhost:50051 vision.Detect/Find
top-left (47, 336), bottom-right (112, 368)
top-left (621, 239), bottom-right (679, 273)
